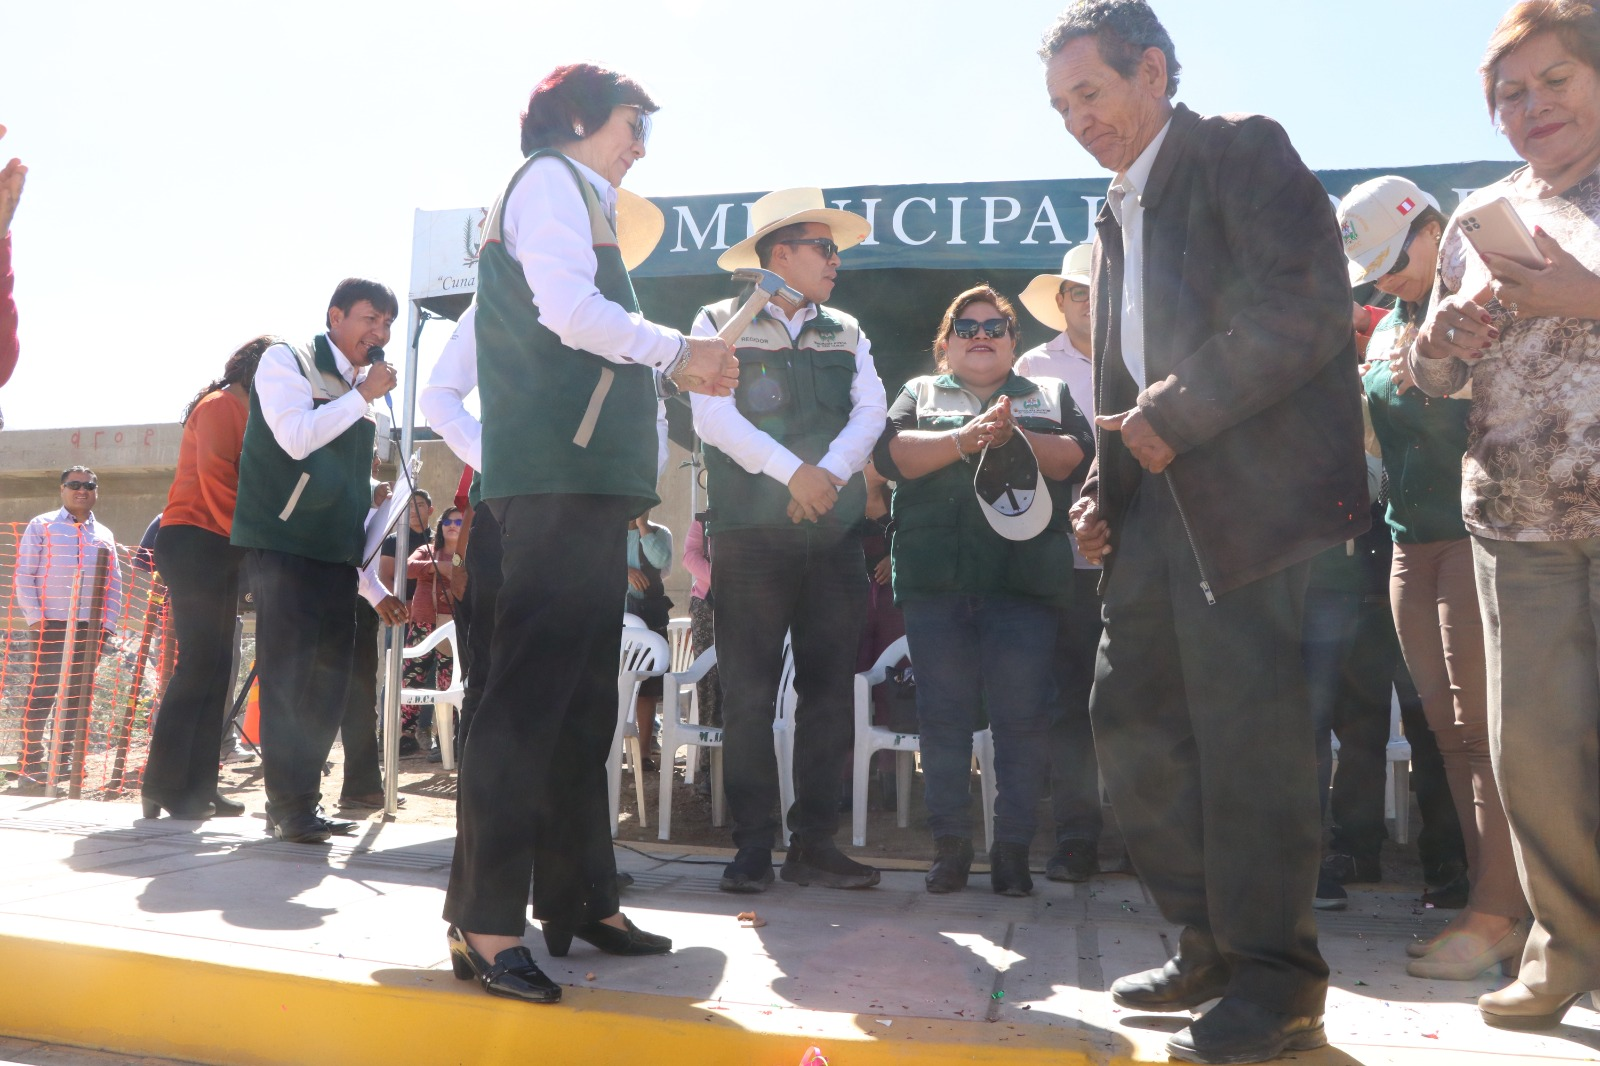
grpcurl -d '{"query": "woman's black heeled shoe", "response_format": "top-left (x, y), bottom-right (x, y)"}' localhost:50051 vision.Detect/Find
top-left (446, 925), bottom-right (561, 1004)
top-left (210, 793), bottom-right (246, 816)
top-left (140, 797), bottom-right (215, 820)
top-left (542, 915), bottom-right (672, 958)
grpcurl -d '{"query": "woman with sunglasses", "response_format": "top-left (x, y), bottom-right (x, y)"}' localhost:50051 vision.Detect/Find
top-left (874, 285), bottom-right (1089, 895)
top-left (1339, 176), bottom-right (1529, 980)
top-left (140, 336), bottom-right (275, 819)
top-left (444, 63), bottom-right (735, 1005)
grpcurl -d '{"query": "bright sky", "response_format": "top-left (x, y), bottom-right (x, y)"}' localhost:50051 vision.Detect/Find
top-left (2, 0), bottom-right (1516, 432)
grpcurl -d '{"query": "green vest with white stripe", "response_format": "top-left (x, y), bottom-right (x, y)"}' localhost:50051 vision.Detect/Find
top-left (476, 150), bottom-right (659, 507)
top-left (699, 299), bottom-right (865, 535)
top-left (231, 335), bottom-right (376, 566)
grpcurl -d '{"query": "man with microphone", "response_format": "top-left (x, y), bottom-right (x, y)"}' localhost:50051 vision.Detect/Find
top-left (232, 278), bottom-right (408, 844)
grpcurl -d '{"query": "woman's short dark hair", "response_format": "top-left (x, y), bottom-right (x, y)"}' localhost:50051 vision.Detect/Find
top-left (933, 284), bottom-right (1019, 371)
top-left (520, 63), bottom-right (658, 156)
top-left (1038, 0), bottom-right (1182, 98)
top-left (1482, 0), bottom-right (1600, 112)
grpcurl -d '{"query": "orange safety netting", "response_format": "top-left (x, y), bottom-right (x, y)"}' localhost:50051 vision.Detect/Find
top-left (0, 520), bottom-right (172, 798)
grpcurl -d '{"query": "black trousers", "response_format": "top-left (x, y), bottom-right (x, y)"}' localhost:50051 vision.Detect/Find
top-left (453, 501), bottom-right (502, 755)
top-left (143, 524), bottom-right (245, 807)
top-left (339, 601), bottom-right (382, 798)
top-left (20, 620), bottom-right (106, 782)
top-left (1090, 478), bottom-right (1328, 1017)
top-left (249, 549), bottom-right (357, 824)
top-left (444, 494), bottom-right (631, 936)
top-left (1049, 568), bottom-right (1104, 844)
top-left (1327, 594), bottom-right (1401, 859)
top-left (712, 526), bottom-right (867, 850)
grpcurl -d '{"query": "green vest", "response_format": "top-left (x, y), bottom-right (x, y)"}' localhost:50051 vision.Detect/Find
top-left (476, 150), bottom-right (658, 507)
top-left (700, 299), bottom-right (866, 535)
top-left (231, 336), bottom-right (376, 566)
top-left (890, 373), bottom-right (1079, 607)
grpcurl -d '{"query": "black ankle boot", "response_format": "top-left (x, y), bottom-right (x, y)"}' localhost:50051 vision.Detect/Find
top-left (990, 842), bottom-right (1033, 896)
top-left (925, 836), bottom-right (973, 894)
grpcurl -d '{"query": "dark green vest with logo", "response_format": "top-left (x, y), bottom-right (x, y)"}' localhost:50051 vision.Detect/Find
top-left (700, 299), bottom-right (866, 535)
top-left (889, 373), bottom-right (1079, 607)
top-left (231, 336), bottom-right (376, 566)
top-left (476, 150), bottom-right (658, 507)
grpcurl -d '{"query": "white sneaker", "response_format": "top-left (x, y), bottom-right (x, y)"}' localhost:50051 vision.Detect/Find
top-left (221, 739), bottom-right (256, 764)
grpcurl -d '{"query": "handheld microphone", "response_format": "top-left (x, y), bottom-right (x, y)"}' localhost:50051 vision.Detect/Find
top-left (366, 347), bottom-right (395, 414)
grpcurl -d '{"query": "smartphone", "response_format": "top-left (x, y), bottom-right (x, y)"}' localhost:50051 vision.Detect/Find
top-left (1459, 197), bottom-right (1544, 270)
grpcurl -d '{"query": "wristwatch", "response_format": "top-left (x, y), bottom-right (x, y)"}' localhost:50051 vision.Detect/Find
top-left (451, 553), bottom-right (464, 568)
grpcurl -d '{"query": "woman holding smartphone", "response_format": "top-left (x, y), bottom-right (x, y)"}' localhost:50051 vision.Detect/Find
top-left (1409, 0), bottom-right (1600, 1030)
top-left (1340, 177), bottom-right (1528, 982)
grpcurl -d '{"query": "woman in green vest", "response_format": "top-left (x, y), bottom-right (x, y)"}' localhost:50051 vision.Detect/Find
top-left (875, 285), bottom-right (1090, 897)
top-left (442, 63), bottom-right (734, 1005)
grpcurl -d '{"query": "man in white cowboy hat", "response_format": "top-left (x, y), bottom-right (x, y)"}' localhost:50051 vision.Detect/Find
top-left (1014, 241), bottom-right (1104, 884)
top-left (689, 187), bottom-right (888, 894)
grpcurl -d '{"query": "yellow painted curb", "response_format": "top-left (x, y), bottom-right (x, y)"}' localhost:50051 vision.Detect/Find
top-left (0, 932), bottom-right (1116, 1066)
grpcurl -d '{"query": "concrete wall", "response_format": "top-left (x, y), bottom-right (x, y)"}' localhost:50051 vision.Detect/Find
top-left (0, 424), bottom-right (697, 607)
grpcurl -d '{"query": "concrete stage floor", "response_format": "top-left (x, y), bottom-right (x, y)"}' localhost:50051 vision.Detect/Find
top-left (0, 796), bottom-right (1595, 1065)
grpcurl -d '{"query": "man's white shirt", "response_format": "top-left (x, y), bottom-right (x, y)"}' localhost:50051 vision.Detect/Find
top-left (1107, 118), bottom-right (1172, 390)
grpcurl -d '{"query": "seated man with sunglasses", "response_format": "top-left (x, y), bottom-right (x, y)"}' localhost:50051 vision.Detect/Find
top-left (13, 466), bottom-right (124, 792)
top-left (689, 187), bottom-right (887, 894)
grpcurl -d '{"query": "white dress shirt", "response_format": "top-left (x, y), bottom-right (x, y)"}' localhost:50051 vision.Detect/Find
top-left (419, 302), bottom-right (670, 479)
top-left (1014, 332), bottom-right (1094, 421)
top-left (16, 508), bottom-right (123, 629)
top-left (504, 154), bottom-right (682, 370)
top-left (1107, 118), bottom-right (1172, 389)
top-left (254, 334), bottom-right (387, 607)
top-left (689, 301), bottom-right (887, 487)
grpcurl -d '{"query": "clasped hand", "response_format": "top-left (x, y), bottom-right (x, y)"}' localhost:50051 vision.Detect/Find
top-left (956, 398), bottom-right (1016, 456)
top-left (787, 463), bottom-right (845, 523)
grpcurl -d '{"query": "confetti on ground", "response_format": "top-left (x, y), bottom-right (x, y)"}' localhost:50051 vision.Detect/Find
top-left (799, 1048), bottom-right (828, 1066)
top-left (585, 972), bottom-right (597, 981)
top-left (876, 1018), bottom-right (892, 1027)
top-left (737, 910), bottom-right (767, 928)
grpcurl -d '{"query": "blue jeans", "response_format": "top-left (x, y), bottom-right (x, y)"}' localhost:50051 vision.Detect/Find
top-left (902, 594), bottom-right (1056, 846)
top-left (1303, 587), bottom-right (1361, 814)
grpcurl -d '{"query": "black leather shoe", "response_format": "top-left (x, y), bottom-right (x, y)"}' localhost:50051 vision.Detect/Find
top-left (1045, 838), bottom-right (1097, 883)
top-left (446, 926), bottom-right (561, 1004)
top-left (1111, 957), bottom-right (1231, 1012)
top-left (989, 842), bottom-right (1033, 897)
top-left (1423, 871), bottom-right (1469, 909)
top-left (780, 836), bottom-right (880, 889)
top-left (719, 847), bottom-right (774, 893)
top-left (542, 914), bottom-right (671, 958)
top-left (925, 836), bottom-right (973, 894)
top-left (210, 793), bottom-right (246, 816)
top-left (141, 797), bottom-right (216, 820)
top-left (269, 812), bottom-right (332, 844)
top-left (1166, 996), bottom-right (1325, 1064)
top-left (311, 807), bottom-right (358, 835)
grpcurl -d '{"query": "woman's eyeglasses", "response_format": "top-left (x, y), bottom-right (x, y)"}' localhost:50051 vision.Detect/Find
top-left (622, 105), bottom-right (652, 148)
top-left (951, 318), bottom-right (1010, 340)
top-left (63, 481), bottom-right (98, 492)
top-left (780, 237), bottom-right (839, 260)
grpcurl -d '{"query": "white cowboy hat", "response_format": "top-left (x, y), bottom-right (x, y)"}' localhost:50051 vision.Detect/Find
top-left (616, 189), bottom-right (665, 271)
top-left (717, 187), bottom-right (871, 271)
top-left (1018, 243), bottom-right (1094, 332)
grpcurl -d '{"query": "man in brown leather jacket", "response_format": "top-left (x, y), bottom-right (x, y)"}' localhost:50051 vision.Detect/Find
top-left (1042, 2), bottom-right (1368, 1063)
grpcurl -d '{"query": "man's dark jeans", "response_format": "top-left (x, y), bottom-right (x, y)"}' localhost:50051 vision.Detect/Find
top-left (20, 620), bottom-right (106, 782)
top-left (338, 601), bottom-right (383, 798)
top-left (712, 526), bottom-right (866, 850)
top-left (1049, 568), bottom-right (1104, 845)
top-left (249, 549), bottom-right (357, 825)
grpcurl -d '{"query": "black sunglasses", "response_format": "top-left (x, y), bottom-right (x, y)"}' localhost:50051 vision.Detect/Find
top-left (780, 237), bottom-right (839, 259)
top-left (1381, 228), bottom-right (1425, 280)
top-left (952, 317), bottom-right (1010, 340)
top-left (63, 480), bottom-right (98, 492)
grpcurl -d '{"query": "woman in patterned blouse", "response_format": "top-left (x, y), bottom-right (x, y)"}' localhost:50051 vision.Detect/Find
top-left (1409, 0), bottom-right (1600, 1032)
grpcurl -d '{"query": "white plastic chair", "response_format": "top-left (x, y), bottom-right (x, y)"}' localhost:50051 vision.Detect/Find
top-left (399, 620), bottom-right (462, 771)
top-left (657, 645), bottom-right (726, 840)
top-left (608, 626), bottom-right (669, 837)
top-left (622, 611), bottom-right (647, 630)
top-left (773, 638), bottom-right (798, 835)
top-left (851, 636), bottom-right (996, 851)
top-left (1328, 686), bottom-right (1412, 844)
top-left (666, 618), bottom-right (698, 783)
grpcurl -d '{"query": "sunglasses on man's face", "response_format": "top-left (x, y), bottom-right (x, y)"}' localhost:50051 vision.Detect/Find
top-left (63, 481), bottom-right (98, 492)
top-left (780, 237), bottom-right (839, 260)
top-left (951, 318), bottom-right (1010, 340)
